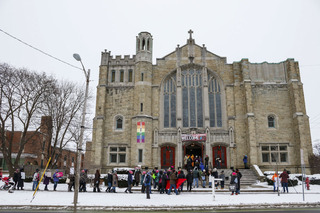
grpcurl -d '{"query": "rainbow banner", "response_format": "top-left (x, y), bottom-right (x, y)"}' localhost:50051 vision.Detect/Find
top-left (137, 122), bottom-right (145, 143)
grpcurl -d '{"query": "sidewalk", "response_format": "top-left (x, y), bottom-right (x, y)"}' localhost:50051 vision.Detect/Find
top-left (0, 182), bottom-right (319, 211)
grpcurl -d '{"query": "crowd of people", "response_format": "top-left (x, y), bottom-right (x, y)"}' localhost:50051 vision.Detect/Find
top-left (96, 165), bottom-right (238, 199)
top-left (0, 159), bottom-right (293, 196)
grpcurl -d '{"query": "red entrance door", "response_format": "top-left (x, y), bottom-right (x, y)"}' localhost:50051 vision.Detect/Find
top-left (161, 146), bottom-right (175, 169)
top-left (212, 146), bottom-right (227, 168)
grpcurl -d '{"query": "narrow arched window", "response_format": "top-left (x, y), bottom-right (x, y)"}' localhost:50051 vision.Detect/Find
top-left (163, 75), bottom-right (177, 128)
top-left (147, 39), bottom-right (150, 51)
top-left (268, 115), bottom-right (275, 128)
top-left (141, 73), bottom-right (144, 81)
top-left (111, 70), bottom-right (116, 82)
top-left (120, 70), bottom-right (124, 82)
top-left (208, 77), bottom-right (222, 127)
top-left (116, 117), bottom-right (123, 129)
top-left (128, 69), bottom-right (133, 82)
top-left (142, 38), bottom-right (146, 50)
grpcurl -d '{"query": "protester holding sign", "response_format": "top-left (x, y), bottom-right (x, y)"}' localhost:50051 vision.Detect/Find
top-left (53, 170), bottom-right (62, 191)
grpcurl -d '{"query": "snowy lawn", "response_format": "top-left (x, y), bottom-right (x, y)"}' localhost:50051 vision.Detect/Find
top-left (0, 182), bottom-right (319, 208)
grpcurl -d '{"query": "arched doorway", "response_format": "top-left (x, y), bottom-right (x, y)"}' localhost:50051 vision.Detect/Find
top-left (212, 145), bottom-right (227, 169)
top-left (184, 142), bottom-right (204, 160)
top-left (161, 146), bottom-right (175, 169)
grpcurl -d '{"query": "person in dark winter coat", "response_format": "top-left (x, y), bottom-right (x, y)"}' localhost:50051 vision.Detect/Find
top-left (243, 155), bottom-right (248, 169)
top-left (106, 171), bottom-right (113, 192)
top-left (230, 172), bottom-right (238, 195)
top-left (187, 156), bottom-right (192, 171)
top-left (79, 170), bottom-right (88, 192)
top-left (125, 170), bottom-right (133, 193)
top-left (144, 171), bottom-right (152, 199)
top-left (13, 169), bottom-right (20, 190)
top-left (68, 174), bottom-right (75, 192)
top-left (134, 168), bottom-right (141, 186)
top-left (177, 170), bottom-right (186, 192)
top-left (43, 170), bottom-right (51, 191)
top-left (280, 169), bottom-right (289, 193)
top-left (53, 170), bottom-right (61, 191)
top-left (204, 155), bottom-right (209, 171)
top-left (93, 169), bottom-right (101, 192)
top-left (17, 168), bottom-right (25, 190)
top-left (141, 171), bottom-right (146, 193)
top-left (212, 168), bottom-right (219, 188)
top-left (158, 170), bottom-right (165, 194)
top-left (235, 169), bottom-right (242, 194)
top-left (193, 167), bottom-right (200, 188)
top-left (186, 170), bottom-right (193, 191)
top-left (219, 170), bottom-right (225, 189)
top-left (201, 170), bottom-right (207, 188)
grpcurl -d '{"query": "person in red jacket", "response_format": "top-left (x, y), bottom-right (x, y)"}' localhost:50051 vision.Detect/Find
top-left (280, 169), bottom-right (289, 193)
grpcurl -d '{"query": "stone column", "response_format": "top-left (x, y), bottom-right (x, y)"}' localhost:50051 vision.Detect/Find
top-left (241, 59), bottom-right (258, 166)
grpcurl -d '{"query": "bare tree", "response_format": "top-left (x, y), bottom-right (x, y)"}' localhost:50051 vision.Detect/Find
top-left (42, 81), bottom-right (87, 169)
top-left (0, 63), bottom-right (56, 176)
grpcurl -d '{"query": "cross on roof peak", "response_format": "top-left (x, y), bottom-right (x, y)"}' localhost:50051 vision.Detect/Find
top-left (188, 29), bottom-right (193, 39)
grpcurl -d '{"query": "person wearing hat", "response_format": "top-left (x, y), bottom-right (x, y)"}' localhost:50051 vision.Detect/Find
top-left (105, 171), bottom-right (113, 192)
top-left (125, 170), bottom-right (133, 193)
top-left (134, 167), bottom-right (141, 186)
top-left (201, 169), bottom-right (207, 188)
top-left (280, 169), bottom-right (289, 193)
top-left (111, 170), bottom-right (118, 193)
top-left (144, 171), bottom-right (152, 199)
top-left (167, 169), bottom-right (179, 195)
top-left (230, 172), bottom-right (238, 195)
top-left (32, 169), bottom-right (40, 191)
top-left (93, 169), bottom-right (101, 192)
top-left (43, 169), bottom-right (52, 191)
top-left (219, 170), bottom-right (225, 189)
top-left (80, 169), bottom-right (88, 192)
top-left (53, 169), bottom-right (61, 191)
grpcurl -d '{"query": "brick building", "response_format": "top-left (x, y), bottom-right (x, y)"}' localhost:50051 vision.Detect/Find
top-left (0, 116), bottom-right (81, 174)
top-left (90, 31), bottom-right (313, 173)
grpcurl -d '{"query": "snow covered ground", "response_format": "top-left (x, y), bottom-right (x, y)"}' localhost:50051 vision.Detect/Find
top-left (0, 182), bottom-right (319, 210)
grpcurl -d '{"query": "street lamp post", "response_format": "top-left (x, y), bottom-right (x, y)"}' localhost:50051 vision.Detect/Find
top-left (72, 53), bottom-right (90, 212)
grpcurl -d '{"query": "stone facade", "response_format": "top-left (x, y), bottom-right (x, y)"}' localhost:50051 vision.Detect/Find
top-left (90, 31), bottom-right (312, 174)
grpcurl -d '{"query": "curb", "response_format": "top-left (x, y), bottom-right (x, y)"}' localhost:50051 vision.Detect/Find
top-left (1, 203), bottom-right (320, 211)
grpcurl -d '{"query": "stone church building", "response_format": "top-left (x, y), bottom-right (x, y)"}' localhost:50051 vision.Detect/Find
top-left (89, 31), bottom-right (312, 173)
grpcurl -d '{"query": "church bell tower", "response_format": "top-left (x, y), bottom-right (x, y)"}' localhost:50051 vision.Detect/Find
top-left (131, 32), bottom-right (154, 168)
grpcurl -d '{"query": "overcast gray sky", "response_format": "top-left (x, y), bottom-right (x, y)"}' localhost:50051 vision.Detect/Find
top-left (0, 0), bottom-right (319, 142)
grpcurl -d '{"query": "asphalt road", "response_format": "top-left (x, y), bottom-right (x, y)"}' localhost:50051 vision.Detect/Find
top-left (0, 208), bottom-right (320, 213)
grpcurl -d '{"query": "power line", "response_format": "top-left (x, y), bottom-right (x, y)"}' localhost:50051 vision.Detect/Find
top-left (0, 28), bottom-right (82, 71)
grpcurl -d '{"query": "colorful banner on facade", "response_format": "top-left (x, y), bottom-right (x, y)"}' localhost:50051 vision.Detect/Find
top-left (181, 134), bottom-right (206, 142)
top-left (137, 122), bottom-right (145, 143)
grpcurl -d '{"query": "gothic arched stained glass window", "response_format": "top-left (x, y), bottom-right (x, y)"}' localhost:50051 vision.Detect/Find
top-left (163, 75), bottom-right (176, 128)
top-left (208, 76), bottom-right (222, 127)
top-left (163, 68), bottom-right (223, 129)
top-left (182, 69), bottom-right (203, 128)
